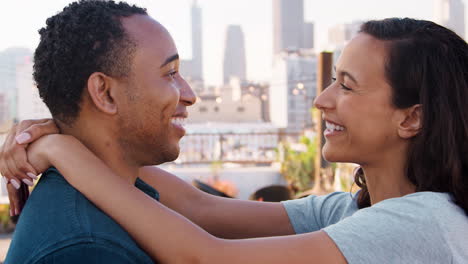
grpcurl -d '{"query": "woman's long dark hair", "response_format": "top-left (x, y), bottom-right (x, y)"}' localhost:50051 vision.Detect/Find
top-left (354, 18), bottom-right (468, 215)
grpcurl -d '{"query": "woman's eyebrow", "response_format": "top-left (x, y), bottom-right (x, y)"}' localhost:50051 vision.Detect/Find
top-left (334, 66), bottom-right (359, 85)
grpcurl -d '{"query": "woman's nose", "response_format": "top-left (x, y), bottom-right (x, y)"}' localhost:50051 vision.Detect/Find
top-left (313, 84), bottom-right (334, 110)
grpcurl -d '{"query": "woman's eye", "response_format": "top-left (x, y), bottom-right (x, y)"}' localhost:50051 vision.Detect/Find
top-left (332, 77), bottom-right (351, 91)
top-left (340, 83), bottom-right (352, 91)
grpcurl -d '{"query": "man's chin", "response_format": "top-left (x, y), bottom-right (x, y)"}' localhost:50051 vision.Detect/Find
top-left (148, 148), bottom-right (180, 165)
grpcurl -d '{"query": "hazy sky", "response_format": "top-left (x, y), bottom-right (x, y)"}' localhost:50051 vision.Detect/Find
top-left (0, 0), bottom-right (465, 85)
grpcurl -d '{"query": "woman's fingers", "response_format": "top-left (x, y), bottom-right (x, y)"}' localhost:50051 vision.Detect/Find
top-left (0, 119), bottom-right (52, 217)
top-left (12, 147), bottom-right (38, 180)
top-left (15, 119), bottom-right (59, 145)
top-left (6, 181), bottom-right (20, 216)
top-left (6, 181), bottom-right (30, 216)
top-left (5, 149), bottom-right (34, 187)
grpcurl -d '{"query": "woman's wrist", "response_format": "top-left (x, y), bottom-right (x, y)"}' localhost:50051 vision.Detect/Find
top-left (45, 135), bottom-right (81, 161)
top-left (28, 134), bottom-right (81, 172)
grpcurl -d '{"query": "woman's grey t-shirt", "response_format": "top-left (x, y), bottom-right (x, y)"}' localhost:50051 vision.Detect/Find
top-left (282, 191), bottom-right (468, 264)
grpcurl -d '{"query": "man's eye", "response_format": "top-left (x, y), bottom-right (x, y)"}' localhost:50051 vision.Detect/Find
top-left (168, 71), bottom-right (177, 78)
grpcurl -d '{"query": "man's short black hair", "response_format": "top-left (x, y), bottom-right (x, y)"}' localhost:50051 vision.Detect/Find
top-left (33, 0), bottom-right (147, 124)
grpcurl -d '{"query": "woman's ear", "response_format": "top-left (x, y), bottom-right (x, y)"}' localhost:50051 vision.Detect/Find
top-left (86, 72), bottom-right (118, 115)
top-left (397, 104), bottom-right (422, 139)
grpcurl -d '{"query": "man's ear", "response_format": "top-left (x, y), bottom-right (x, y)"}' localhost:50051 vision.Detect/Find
top-left (86, 72), bottom-right (118, 115)
top-left (397, 104), bottom-right (422, 139)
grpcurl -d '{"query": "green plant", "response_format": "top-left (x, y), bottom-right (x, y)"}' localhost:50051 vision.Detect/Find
top-left (277, 135), bottom-right (317, 193)
top-left (0, 204), bottom-right (15, 233)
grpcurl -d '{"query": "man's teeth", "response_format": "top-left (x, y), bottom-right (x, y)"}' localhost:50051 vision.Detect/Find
top-left (171, 117), bottom-right (186, 127)
top-left (325, 121), bottom-right (345, 132)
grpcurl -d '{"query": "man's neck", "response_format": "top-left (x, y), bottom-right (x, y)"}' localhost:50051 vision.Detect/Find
top-left (58, 120), bottom-right (140, 185)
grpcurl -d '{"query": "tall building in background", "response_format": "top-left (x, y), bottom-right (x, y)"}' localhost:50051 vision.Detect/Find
top-left (191, 0), bottom-right (203, 80)
top-left (273, 0), bottom-right (304, 53)
top-left (302, 22), bottom-right (315, 50)
top-left (270, 51), bottom-right (317, 132)
top-left (180, 0), bottom-right (205, 94)
top-left (16, 57), bottom-right (51, 120)
top-left (434, 0), bottom-right (465, 38)
top-left (0, 47), bottom-right (31, 122)
top-left (223, 25), bottom-right (247, 84)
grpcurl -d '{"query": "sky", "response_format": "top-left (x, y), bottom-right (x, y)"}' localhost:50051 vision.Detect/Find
top-left (0, 0), bottom-right (466, 85)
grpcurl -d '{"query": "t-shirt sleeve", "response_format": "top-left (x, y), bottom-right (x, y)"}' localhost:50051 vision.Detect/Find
top-left (323, 197), bottom-right (451, 264)
top-left (281, 192), bottom-right (357, 234)
top-left (36, 243), bottom-right (144, 264)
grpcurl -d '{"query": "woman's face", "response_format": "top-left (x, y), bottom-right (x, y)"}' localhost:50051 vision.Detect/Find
top-left (314, 33), bottom-right (405, 165)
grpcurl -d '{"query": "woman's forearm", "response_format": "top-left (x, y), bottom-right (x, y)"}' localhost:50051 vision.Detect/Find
top-left (46, 137), bottom-right (217, 263)
top-left (139, 167), bottom-right (295, 239)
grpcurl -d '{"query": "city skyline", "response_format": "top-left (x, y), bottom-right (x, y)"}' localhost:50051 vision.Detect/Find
top-left (0, 0), bottom-right (465, 86)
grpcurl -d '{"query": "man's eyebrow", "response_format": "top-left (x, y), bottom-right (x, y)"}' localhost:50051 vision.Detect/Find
top-left (160, 54), bottom-right (179, 68)
top-left (334, 66), bottom-right (358, 84)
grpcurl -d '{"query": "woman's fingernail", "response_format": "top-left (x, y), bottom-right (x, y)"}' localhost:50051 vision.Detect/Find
top-left (15, 132), bottom-right (31, 144)
top-left (22, 179), bottom-right (33, 187)
top-left (9, 209), bottom-right (13, 217)
top-left (10, 179), bottom-right (20, 189)
top-left (27, 173), bottom-right (38, 180)
top-left (15, 208), bottom-right (19, 216)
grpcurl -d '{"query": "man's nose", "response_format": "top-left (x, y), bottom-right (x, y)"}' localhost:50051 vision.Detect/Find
top-left (179, 78), bottom-right (197, 106)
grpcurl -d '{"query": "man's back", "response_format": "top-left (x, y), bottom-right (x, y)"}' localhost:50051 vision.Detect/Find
top-left (5, 168), bottom-right (157, 264)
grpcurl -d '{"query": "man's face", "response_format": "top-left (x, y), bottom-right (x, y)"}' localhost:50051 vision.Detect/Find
top-left (115, 15), bottom-right (196, 165)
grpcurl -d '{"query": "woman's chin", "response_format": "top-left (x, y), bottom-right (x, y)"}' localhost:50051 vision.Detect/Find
top-left (322, 146), bottom-right (347, 163)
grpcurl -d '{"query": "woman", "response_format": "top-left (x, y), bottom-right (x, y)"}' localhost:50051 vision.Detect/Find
top-left (2, 18), bottom-right (468, 263)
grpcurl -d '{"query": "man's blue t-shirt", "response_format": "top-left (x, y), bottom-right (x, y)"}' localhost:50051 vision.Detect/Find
top-left (5, 168), bottom-right (159, 264)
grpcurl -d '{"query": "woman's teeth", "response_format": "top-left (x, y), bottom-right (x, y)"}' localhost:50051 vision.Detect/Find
top-left (171, 117), bottom-right (186, 127)
top-left (325, 121), bottom-right (345, 132)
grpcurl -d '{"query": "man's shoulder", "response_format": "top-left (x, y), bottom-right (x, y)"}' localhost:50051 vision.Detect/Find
top-left (6, 168), bottom-right (153, 263)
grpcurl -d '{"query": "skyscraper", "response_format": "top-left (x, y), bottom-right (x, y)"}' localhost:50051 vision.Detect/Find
top-left (302, 22), bottom-right (315, 50)
top-left (223, 25), bottom-right (247, 84)
top-left (191, 0), bottom-right (203, 80)
top-left (434, 0), bottom-right (465, 38)
top-left (180, 0), bottom-right (205, 94)
top-left (273, 0), bottom-right (304, 54)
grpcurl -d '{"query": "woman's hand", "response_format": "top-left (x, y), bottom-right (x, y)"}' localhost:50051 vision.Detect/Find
top-left (0, 119), bottom-right (60, 216)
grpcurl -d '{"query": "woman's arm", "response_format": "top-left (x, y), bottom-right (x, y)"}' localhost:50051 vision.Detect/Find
top-left (36, 135), bottom-right (346, 264)
top-left (139, 166), bottom-right (295, 239)
top-left (1, 119), bottom-right (295, 237)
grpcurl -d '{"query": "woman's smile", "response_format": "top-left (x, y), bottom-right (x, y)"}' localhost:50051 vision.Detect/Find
top-left (324, 120), bottom-right (346, 137)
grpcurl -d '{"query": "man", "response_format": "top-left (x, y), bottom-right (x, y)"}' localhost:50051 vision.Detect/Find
top-left (4, 1), bottom-right (196, 263)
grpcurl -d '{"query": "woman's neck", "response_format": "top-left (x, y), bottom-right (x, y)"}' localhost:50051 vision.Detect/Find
top-left (361, 163), bottom-right (416, 205)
